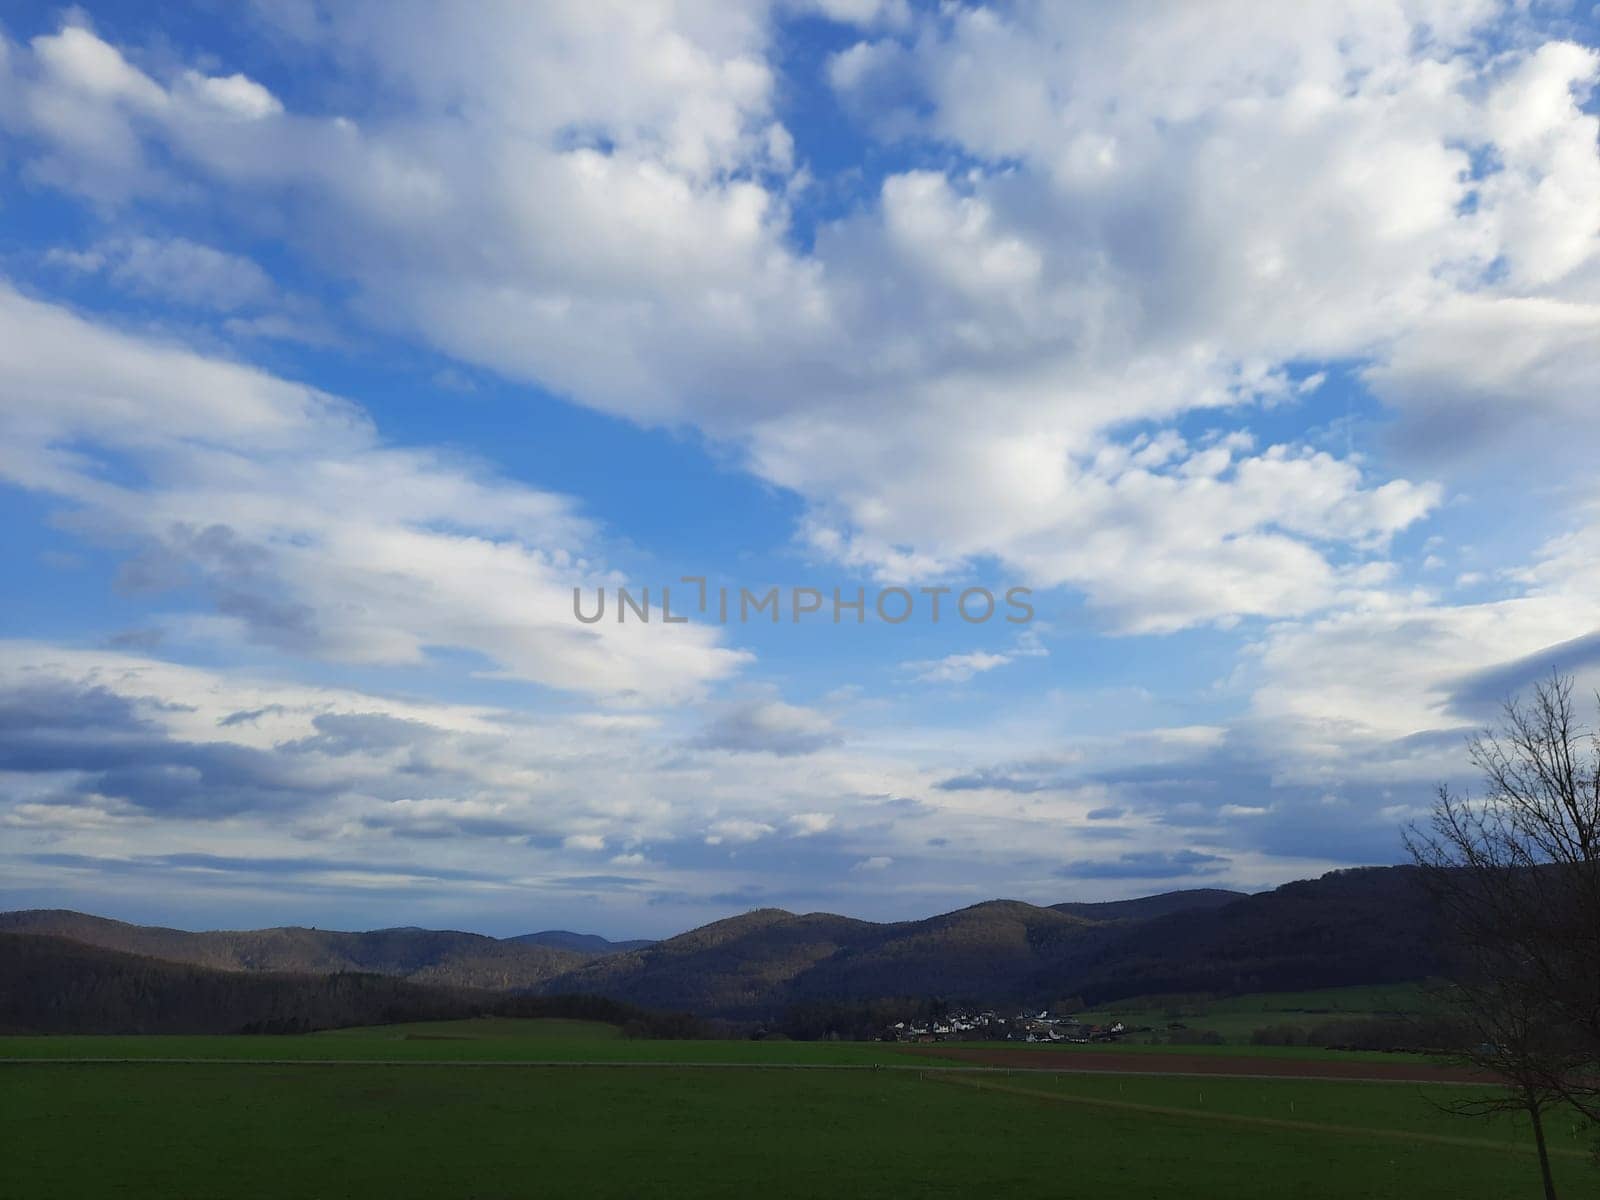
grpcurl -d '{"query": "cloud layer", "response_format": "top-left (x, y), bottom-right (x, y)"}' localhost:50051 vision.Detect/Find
top-left (0, 2), bottom-right (1597, 932)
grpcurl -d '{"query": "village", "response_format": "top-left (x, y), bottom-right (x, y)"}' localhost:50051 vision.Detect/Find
top-left (884, 1009), bottom-right (1130, 1045)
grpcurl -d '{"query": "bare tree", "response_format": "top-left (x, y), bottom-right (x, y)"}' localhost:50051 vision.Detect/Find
top-left (1420, 970), bottom-right (1573, 1199)
top-left (1405, 673), bottom-right (1600, 1193)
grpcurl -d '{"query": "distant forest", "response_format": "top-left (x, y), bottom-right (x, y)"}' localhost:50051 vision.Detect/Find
top-left (0, 933), bottom-right (701, 1037)
top-left (1, 866), bottom-right (1441, 1032)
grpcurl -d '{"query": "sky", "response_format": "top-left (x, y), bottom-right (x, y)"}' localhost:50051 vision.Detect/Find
top-left (0, 1), bottom-right (1598, 938)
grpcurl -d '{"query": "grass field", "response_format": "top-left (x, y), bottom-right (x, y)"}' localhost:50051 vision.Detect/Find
top-left (970, 1039), bottom-right (1438, 1064)
top-left (0, 1019), bottom-right (925, 1065)
top-left (3, 1017), bottom-right (1593, 1198)
top-left (0, 1014), bottom-right (1434, 1065)
top-left (962, 1070), bottom-right (1594, 1152)
top-left (1075, 983), bottom-right (1427, 1044)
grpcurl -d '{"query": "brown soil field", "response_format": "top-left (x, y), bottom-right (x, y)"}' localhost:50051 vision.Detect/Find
top-left (897, 1045), bottom-right (1492, 1084)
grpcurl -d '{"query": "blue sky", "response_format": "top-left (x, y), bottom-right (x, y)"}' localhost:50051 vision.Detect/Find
top-left (1, 1), bottom-right (1598, 937)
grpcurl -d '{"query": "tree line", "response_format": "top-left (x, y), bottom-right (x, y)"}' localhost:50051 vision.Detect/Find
top-left (0, 932), bottom-right (710, 1038)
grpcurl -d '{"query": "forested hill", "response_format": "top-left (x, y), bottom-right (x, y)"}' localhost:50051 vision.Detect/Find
top-left (0, 910), bottom-right (589, 990)
top-left (0, 933), bottom-right (691, 1036)
top-left (1049, 888), bottom-right (1246, 922)
top-left (0, 933), bottom-right (483, 1034)
top-left (2, 869), bottom-right (1440, 1021)
top-left (1059, 867), bottom-right (1438, 1003)
top-left (541, 868), bottom-right (1438, 1017)
top-left (507, 931), bottom-right (657, 954)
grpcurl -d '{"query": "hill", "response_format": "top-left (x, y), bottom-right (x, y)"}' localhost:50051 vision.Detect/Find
top-left (0, 934), bottom-right (703, 1036)
top-left (540, 900), bottom-right (1114, 1018)
top-left (1050, 888), bottom-right (1247, 922)
top-left (507, 930), bottom-right (656, 955)
top-left (0, 932), bottom-right (484, 1034)
top-left (540, 869), bottom-right (1439, 1017)
top-left (0, 870), bottom-right (1441, 1021)
top-left (1062, 867), bottom-right (1440, 1004)
top-left (541, 909), bottom-right (885, 1016)
top-left (0, 910), bottom-right (586, 990)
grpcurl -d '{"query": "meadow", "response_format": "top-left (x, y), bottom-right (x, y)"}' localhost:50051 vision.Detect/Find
top-left (2, 1016), bottom-right (1592, 1199)
top-left (1074, 982), bottom-right (1428, 1044)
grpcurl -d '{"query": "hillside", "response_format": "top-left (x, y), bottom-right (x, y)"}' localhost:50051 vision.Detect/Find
top-left (0, 933), bottom-right (480, 1034)
top-left (0, 910), bottom-right (587, 990)
top-left (1, 870), bottom-right (1441, 1021)
top-left (541, 899), bottom-right (1114, 1017)
top-left (1050, 888), bottom-right (1247, 922)
top-left (0, 934), bottom-right (699, 1036)
top-left (508, 930), bottom-right (657, 955)
top-left (1062, 867), bottom-right (1440, 1004)
top-left (540, 869), bottom-right (1439, 1017)
top-left (545, 910), bottom-right (882, 1016)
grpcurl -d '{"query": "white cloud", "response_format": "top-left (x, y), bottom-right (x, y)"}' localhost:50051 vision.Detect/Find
top-left (12, 8), bottom-right (1574, 630)
top-left (704, 818), bottom-right (777, 845)
top-left (1233, 516), bottom-right (1600, 787)
top-left (48, 235), bottom-right (276, 311)
top-left (0, 282), bottom-right (747, 703)
top-left (902, 630), bottom-right (1049, 684)
top-left (786, 811), bottom-right (835, 836)
top-left (0, 3), bottom-right (1598, 927)
top-left (0, 635), bottom-right (1432, 925)
top-left (695, 696), bottom-right (840, 756)
top-left (903, 651), bottom-right (1013, 684)
top-left (179, 71), bottom-right (283, 120)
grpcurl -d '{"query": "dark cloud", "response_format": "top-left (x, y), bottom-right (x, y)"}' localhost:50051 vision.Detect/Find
top-left (1069, 824), bottom-right (1134, 842)
top-left (1448, 631), bottom-right (1600, 720)
top-left (693, 700), bottom-right (840, 757)
top-left (359, 810), bottom-right (535, 840)
top-left (281, 711), bottom-right (440, 756)
top-left (1085, 805), bottom-right (1125, 820)
top-left (106, 627), bottom-right (164, 650)
top-left (550, 874), bottom-right (648, 890)
top-left (1076, 763), bottom-right (1224, 795)
top-left (0, 679), bottom-right (333, 818)
top-left (0, 681), bottom-right (147, 738)
top-left (933, 755), bottom-right (1085, 794)
top-left (120, 523), bottom-right (321, 652)
top-left (26, 851), bottom-right (508, 884)
top-left (218, 704), bottom-right (291, 727)
top-left (213, 586), bottom-right (318, 651)
top-left (113, 545), bottom-right (190, 595)
top-left (637, 829), bottom-right (876, 884)
top-left (1056, 849), bottom-right (1229, 880)
top-left (934, 769), bottom-right (1052, 794)
top-left (878, 795), bottom-right (934, 818)
top-left (648, 881), bottom-right (839, 910)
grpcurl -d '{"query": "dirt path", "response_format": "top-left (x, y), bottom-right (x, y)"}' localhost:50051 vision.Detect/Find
top-left (918, 1072), bottom-right (1577, 1157)
top-left (897, 1045), bottom-right (1493, 1084)
top-left (3, 1052), bottom-right (1490, 1085)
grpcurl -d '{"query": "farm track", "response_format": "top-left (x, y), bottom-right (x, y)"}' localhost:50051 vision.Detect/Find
top-left (0, 1054), bottom-right (1486, 1086)
top-left (919, 1071), bottom-right (1586, 1158)
top-left (898, 1044), bottom-right (1494, 1083)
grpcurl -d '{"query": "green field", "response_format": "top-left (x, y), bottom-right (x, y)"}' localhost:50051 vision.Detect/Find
top-left (1076, 983), bottom-right (1427, 1044)
top-left (0, 1012), bottom-right (1435, 1066)
top-left (3, 1017), bottom-right (1593, 1199)
top-left (965, 1070), bottom-right (1593, 1152)
top-left (0, 1019), bottom-right (927, 1065)
top-left (983, 1038), bottom-right (1439, 1064)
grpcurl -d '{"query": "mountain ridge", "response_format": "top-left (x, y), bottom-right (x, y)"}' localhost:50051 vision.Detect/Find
top-left (1, 871), bottom-right (1437, 1019)
top-left (507, 930), bottom-right (657, 954)
top-left (0, 909), bottom-right (587, 990)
